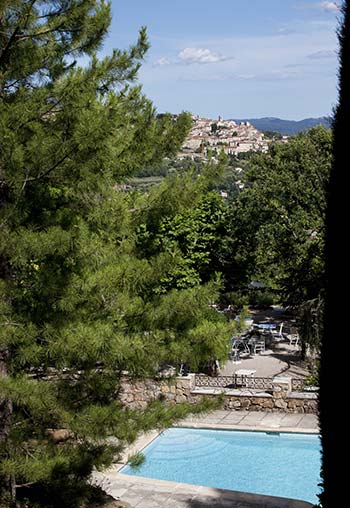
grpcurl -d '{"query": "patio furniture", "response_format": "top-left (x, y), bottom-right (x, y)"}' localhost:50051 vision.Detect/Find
top-left (254, 323), bottom-right (276, 331)
top-left (287, 333), bottom-right (299, 347)
top-left (231, 348), bottom-right (241, 363)
top-left (253, 337), bottom-right (265, 355)
top-left (235, 369), bottom-right (256, 387)
top-left (235, 369), bottom-right (256, 376)
top-left (286, 326), bottom-right (299, 347)
top-left (231, 337), bottom-right (250, 356)
top-left (270, 322), bottom-right (284, 341)
top-left (231, 339), bottom-right (242, 363)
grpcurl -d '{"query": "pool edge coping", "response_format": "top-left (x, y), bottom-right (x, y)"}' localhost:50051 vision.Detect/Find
top-left (175, 421), bottom-right (319, 434)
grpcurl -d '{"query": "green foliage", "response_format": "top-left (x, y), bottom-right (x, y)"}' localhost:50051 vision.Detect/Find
top-left (127, 452), bottom-right (145, 469)
top-left (221, 291), bottom-right (249, 309)
top-left (262, 130), bottom-right (283, 140)
top-left (223, 126), bottom-right (332, 348)
top-left (133, 395), bottom-right (225, 432)
top-left (298, 295), bottom-right (324, 356)
top-left (133, 163), bottom-right (228, 292)
top-left (304, 360), bottom-right (320, 387)
top-left (14, 477), bottom-right (112, 508)
top-left (247, 290), bottom-right (277, 308)
top-left (0, 2), bottom-right (229, 506)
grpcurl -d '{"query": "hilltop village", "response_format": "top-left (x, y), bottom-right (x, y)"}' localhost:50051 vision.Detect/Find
top-left (180, 115), bottom-right (287, 159)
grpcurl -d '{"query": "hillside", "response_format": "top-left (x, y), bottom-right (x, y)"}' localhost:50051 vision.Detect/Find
top-left (231, 116), bottom-right (331, 136)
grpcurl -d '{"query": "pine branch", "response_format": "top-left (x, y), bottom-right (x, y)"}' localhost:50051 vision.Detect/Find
top-left (24, 147), bottom-right (76, 183)
top-left (0, 25), bottom-right (20, 67)
top-left (0, 0), bottom-right (37, 69)
top-left (15, 481), bottom-right (36, 488)
top-left (12, 78), bottom-right (73, 131)
top-left (3, 76), bottom-right (24, 90)
top-left (15, 21), bottom-right (67, 42)
top-left (36, 6), bottom-right (72, 21)
top-left (15, 95), bottom-right (65, 131)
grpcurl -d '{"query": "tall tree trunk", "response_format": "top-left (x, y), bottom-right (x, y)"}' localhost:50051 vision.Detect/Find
top-left (320, 1), bottom-right (349, 506)
top-left (0, 227), bottom-right (14, 502)
top-left (0, 348), bottom-right (15, 504)
top-left (0, 350), bottom-right (12, 442)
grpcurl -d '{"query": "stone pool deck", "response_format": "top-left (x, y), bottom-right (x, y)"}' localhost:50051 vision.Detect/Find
top-left (94, 410), bottom-right (319, 508)
top-left (178, 409), bottom-right (318, 433)
top-left (96, 473), bottom-right (314, 508)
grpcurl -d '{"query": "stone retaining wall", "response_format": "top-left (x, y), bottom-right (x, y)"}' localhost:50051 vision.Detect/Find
top-left (119, 375), bottom-right (318, 414)
top-left (119, 377), bottom-right (198, 409)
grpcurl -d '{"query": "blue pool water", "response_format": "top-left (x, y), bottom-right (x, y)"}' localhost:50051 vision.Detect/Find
top-left (121, 428), bottom-right (321, 504)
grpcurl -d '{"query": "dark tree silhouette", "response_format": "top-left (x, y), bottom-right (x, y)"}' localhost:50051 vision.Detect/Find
top-left (320, 1), bottom-right (349, 506)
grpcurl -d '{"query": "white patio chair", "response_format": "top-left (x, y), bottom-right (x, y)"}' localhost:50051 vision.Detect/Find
top-left (284, 326), bottom-right (299, 347)
top-left (253, 337), bottom-right (265, 354)
top-left (288, 333), bottom-right (299, 347)
top-left (270, 322), bottom-right (284, 341)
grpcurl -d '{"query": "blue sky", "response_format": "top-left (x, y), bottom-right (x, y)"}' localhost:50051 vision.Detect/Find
top-left (104, 0), bottom-right (341, 120)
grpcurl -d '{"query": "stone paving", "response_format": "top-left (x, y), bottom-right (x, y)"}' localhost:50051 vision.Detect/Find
top-left (178, 409), bottom-right (319, 432)
top-left (96, 472), bottom-right (314, 508)
top-left (219, 305), bottom-right (311, 379)
top-left (219, 341), bottom-right (309, 379)
top-left (95, 410), bottom-right (319, 508)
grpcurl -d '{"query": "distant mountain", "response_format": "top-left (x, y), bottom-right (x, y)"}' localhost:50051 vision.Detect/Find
top-left (231, 116), bottom-right (332, 136)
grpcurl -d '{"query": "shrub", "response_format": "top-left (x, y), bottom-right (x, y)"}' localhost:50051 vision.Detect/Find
top-left (127, 452), bottom-right (146, 469)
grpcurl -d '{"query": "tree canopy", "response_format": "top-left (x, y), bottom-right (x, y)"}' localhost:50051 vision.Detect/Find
top-left (133, 162), bottom-right (228, 291)
top-left (224, 126), bottom-right (332, 348)
top-left (0, 2), bottom-right (230, 506)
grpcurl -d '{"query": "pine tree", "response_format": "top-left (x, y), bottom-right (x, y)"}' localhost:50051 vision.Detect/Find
top-left (0, 2), bottom-right (225, 506)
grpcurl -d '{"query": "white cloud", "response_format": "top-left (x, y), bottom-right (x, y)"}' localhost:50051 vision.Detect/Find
top-left (320, 1), bottom-right (341, 12)
top-left (154, 57), bottom-right (170, 66)
top-left (141, 27), bottom-right (337, 104)
top-left (178, 47), bottom-right (230, 64)
top-left (307, 49), bottom-right (336, 59)
top-left (296, 1), bottom-right (341, 12)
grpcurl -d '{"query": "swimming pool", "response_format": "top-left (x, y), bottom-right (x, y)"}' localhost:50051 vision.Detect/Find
top-left (121, 428), bottom-right (321, 504)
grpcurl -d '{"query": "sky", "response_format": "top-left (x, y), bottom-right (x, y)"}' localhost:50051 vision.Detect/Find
top-left (103, 0), bottom-right (341, 120)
